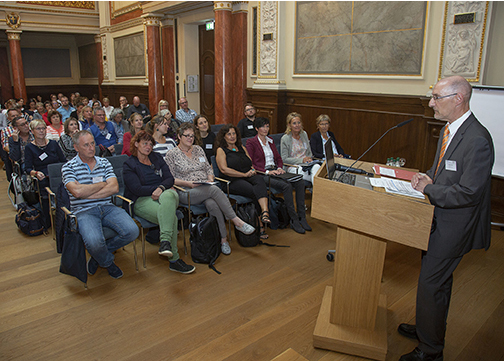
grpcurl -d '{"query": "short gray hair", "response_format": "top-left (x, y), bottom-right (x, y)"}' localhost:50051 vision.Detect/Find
top-left (72, 130), bottom-right (94, 145)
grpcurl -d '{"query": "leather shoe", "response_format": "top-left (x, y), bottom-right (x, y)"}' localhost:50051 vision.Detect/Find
top-left (400, 347), bottom-right (443, 361)
top-left (398, 323), bottom-right (419, 340)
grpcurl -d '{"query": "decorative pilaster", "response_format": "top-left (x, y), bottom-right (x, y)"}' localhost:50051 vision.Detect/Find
top-left (6, 30), bottom-right (27, 101)
top-left (214, 1), bottom-right (233, 124)
top-left (143, 13), bottom-right (163, 115)
top-left (94, 35), bottom-right (104, 100)
top-left (231, 1), bottom-right (248, 125)
top-left (161, 18), bottom-right (176, 115)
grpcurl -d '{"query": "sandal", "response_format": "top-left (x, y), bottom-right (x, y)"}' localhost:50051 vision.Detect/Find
top-left (260, 211), bottom-right (271, 224)
top-left (260, 230), bottom-right (269, 240)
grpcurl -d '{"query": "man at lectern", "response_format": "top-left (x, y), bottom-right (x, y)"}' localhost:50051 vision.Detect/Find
top-left (398, 76), bottom-right (494, 361)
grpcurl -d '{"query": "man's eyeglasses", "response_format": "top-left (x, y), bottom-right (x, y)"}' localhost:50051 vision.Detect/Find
top-left (429, 93), bottom-right (457, 101)
top-left (181, 134), bottom-right (194, 139)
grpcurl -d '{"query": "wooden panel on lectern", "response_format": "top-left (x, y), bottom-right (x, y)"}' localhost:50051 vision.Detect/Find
top-left (312, 159), bottom-right (433, 250)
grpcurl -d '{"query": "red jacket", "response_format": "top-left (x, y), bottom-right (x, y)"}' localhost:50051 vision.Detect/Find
top-left (245, 135), bottom-right (283, 172)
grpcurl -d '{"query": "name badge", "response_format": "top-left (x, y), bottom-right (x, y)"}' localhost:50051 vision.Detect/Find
top-left (199, 157), bottom-right (206, 163)
top-left (39, 152), bottom-right (48, 161)
top-left (105, 133), bottom-right (111, 140)
top-left (445, 160), bottom-right (457, 172)
top-left (92, 176), bottom-right (103, 183)
top-left (205, 144), bottom-right (212, 149)
top-left (247, 125), bottom-right (253, 129)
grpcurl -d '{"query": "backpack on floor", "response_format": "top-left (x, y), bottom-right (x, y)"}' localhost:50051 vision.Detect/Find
top-left (15, 202), bottom-right (46, 237)
top-left (234, 203), bottom-right (260, 247)
top-left (268, 195), bottom-right (290, 230)
top-left (189, 215), bottom-right (221, 274)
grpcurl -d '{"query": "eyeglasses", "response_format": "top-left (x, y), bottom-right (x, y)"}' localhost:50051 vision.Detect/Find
top-left (429, 93), bottom-right (457, 101)
top-left (17, 122), bottom-right (29, 127)
top-left (181, 134), bottom-right (194, 139)
top-left (34, 127), bottom-right (46, 131)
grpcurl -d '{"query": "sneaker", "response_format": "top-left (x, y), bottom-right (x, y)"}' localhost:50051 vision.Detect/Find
top-left (290, 219), bottom-right (305, 234)
top-left (299, 217), bottom-right (312, 231)
top-left (158, 241), bottom-right (173, 257)
top-left (169, 259), bottom-right (196, 274)
top-left (107, 262), bottom-right (124, 279)
top-left (235, 222), bottom-right (255, 235)
top-left (87, 257), bottom-right (99, 275)
top-left (221, 241), bottom-right (231, 255)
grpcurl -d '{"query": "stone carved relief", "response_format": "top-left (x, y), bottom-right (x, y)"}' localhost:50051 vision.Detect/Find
top-left (440, 1), bottom-right (489, 81)
top-left (101, 35), bottom-right (109, 80)
top-left (259, 1), bottom-right (277, 76)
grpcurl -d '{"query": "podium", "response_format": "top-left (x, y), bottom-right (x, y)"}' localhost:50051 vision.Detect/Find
top-left (311, 158), bottom-right (434, 360)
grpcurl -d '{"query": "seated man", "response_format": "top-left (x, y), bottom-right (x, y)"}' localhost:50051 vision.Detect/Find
top-left (62, 130), bottom-right (139, 279)
top-left (89, 107), bottom-right (118, 154)
top-left (8, 116), bottom-right (34, 172)
top-left (237, 103), bottom-right (258, 138)
top-left (126, 96), bottom-right (150, 120)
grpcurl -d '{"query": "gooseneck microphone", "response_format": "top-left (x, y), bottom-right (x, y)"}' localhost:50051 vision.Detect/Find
top-left (336, 118), bottom-right (414, 182)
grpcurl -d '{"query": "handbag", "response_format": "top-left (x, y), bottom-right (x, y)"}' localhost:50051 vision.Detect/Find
top-left (21, 174), bottom-right (40, 206)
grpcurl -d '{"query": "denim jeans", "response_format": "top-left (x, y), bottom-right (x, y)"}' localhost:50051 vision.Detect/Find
top-left (75, 204), bottom-right (139, 268)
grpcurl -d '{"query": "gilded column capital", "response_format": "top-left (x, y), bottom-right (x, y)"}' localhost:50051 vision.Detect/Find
top-left (214, 1), bottom-right (232, 11)
top-left (142, 13), bottom-right (163, 27)
top-left (232, 1), bottom-right (248, 13)
top-left (94, 34), bottom-right (101, 43)
top-left (6, 30), bottom-right (22, 41)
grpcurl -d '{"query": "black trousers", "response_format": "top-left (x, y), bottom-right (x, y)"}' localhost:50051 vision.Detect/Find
top-left (229, 175), bottom-right (268, 213)
top-left (261, 175), bottom-right (306, 220)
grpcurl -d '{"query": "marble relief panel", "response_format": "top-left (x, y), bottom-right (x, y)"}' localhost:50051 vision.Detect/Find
top-left (295, 1), bottom-right (427, 75)
top-left (114, 32), bottom-right (145, 77)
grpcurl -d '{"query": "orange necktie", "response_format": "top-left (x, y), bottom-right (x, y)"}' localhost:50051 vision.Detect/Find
top-left (434, 126), bottom-right (450, 177)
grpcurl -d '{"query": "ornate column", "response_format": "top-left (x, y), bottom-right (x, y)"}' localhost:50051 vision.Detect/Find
top-left (214, 1), bottom-right (233, 124)
top-left (94, 35), bottom-right (104, 100)
top-left (231, 2), bottom-right (248, 125)
top-left (6, 30), bottom-right (27, 101)
top-left (161, 18), bottom-right (176, 115)
top-left (0, 39), bottom-right (14, 102)
top-left (143, 13), bottom-right (163, 115)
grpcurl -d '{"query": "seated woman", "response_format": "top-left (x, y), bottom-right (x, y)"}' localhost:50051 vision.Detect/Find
top-left (123, 131), bottom-right (195, 274)
top-left (45, 110), bottom-right (64, 141)
top-left (58, 117), bottom-right (79, 160)
top-left (193, 114), bottom-right (215, 162)
top-left (159, 109), bottom-right (178, 139)
top-left (109, 108), bottom-right (129, 144)
top-left (32, 102), bottom-right (45, 121)
top-left (310, 114), bottom-right (349, 160)
top-left (79, 106), bottom-right (94, 130)
top-left (102, 97), bottom-right (114, 120)
top-left (280, 112), bottom-right (321, 184)
top-left (122, 113), bottom-right (144, 156)
top-left (215, 124), bottom-right (271, 239)
top-left (25, 120), bottom-right (66, 228)
top-left (164, 123), bottom-right (255, 255)
top-left (145, 115), bottom-right (177, 157)
top-left (246, 117), bottom-right (310, 234)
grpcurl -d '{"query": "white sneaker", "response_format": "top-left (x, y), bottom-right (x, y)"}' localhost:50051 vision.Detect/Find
top-left (235, 222), bottom-right (255, 235)
top-left (221, 242), bottom-right (231, 255)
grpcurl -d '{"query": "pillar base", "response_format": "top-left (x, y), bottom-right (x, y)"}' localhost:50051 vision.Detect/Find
top-left (313, 286), bottom-right (387, 361)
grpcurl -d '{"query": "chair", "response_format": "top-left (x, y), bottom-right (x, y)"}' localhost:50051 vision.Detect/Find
top-left (211, 123), bottom-right (224, 134)
top-left (114, 143), bottom-right (123, 155)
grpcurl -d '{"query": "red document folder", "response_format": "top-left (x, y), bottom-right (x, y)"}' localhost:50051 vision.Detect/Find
top-left (373, 164), bottom-right (417, 181)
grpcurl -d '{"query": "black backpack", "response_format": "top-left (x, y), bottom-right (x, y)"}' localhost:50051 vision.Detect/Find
top-left (234, 203), bottom-right (260, 247)
top-left (15, 202), bottom-right (46, 237)
top-left (189, 215), bottom-right (221, 274)
top-left (268, 195), bottom-right (290, 230)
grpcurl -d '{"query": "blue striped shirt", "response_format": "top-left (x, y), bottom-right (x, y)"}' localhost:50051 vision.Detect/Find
top-left (62, 155), bottom-right (116, 214)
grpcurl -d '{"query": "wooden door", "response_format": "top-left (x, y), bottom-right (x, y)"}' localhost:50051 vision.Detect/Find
top-left (198, 24), bottom-right (215, 124)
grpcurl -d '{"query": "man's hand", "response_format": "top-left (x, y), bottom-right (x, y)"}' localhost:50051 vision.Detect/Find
top-left (107, 145), bottom-right (115, 154)
top-left (411, 173), bottom-right (432, 193)
top-left (12, 129), bottom-right (19, 142)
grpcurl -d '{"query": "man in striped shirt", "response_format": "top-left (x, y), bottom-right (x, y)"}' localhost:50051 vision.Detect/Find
top-left (62, 130), bottom-right (138, 279)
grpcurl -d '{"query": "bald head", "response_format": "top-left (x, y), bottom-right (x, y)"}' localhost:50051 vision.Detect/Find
top-left (438, 76), bottom-right (472, 104)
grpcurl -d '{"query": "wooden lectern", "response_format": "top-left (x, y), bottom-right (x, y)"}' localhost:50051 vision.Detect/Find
top-left (312, 158), bottom-right (434, 360)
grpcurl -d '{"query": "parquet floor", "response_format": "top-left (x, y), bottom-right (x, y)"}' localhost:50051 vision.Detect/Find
top-left (0, 172), bottom-right (503, 361)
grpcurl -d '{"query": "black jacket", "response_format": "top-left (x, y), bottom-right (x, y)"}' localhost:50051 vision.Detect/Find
top-left (309, 130), bottom-right (348, 159)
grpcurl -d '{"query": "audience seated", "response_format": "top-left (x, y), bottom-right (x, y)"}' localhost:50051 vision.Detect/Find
top-left (145, 115), bottom-right (177, 157)
top-left (8, 116), bottom-right (34, 172)
top-left (164, 123), bottom-right (255, 255)
top-left (102, 97), bottom-right (114, 120)
top-left (69, 102), bottom-right (85, 122)
top-left (46, 110), bottom-right (64, 141)
top-left (119, 96), bottom-right (130, 115)
top-left (32, 102), bottom-right (45, 121)
top-left (56, 96), bottom-right (75, 122)
top-left (109, 108), bottom-right (129, 144)
top-left (79, 106), bottom-right (94, 130)
top-left (25, 119), bottom-right (66, 228)
top-left (215, 124), bottom-right (271, 239)
top-left (310, 114), bottom-right (349, 159)
top-left (126, 96), bottom-right (150, 120)
top-left (62, 130), bottom-right (139, 279)
top-left (89, 107), bottom-right (118, 153)
top-left (42, 101), bottom-right (52, 125)
top-left (193, 114), bottom-right (215, 162)
top-left (58, 118), bottom-right (79, 160)
top-left (175, 97), bottom-right (197, 123)
top-left (237, 103), bottom-right (258, 138)
top-left (122, 113), bottom-right (144, 156)
top-left (280, 112), bottom-right (321, 184)
top-left (246, 117), bottom-right (310, 234)
top-left (123, 131), bottom-right (195, 274)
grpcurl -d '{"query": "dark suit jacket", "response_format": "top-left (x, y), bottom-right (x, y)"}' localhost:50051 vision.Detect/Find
top-left (424, 113), bottom-right (494, 258)
top-left (310, 130), bottom-right (348, 159)
top-left (246, 135), bottom-right (283, 173)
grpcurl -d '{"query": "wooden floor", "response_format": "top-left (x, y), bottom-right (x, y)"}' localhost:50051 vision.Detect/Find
top-left (1, 172), bottom-right (503, 361)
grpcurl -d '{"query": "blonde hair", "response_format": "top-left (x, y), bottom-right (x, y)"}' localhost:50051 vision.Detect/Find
top-left (285, 112), bottom-right (303, 134)
top-left (29, 119), bottom-right (46, 131)
top-left (158, 99), bottom-right (169, 113)
top-left (316, 114), bottom-right (331, 127)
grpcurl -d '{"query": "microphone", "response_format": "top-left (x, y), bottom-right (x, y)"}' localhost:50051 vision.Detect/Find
top-left (336, 118), bottom-right (414, 182)
top-left (335, 164), bottom-right (373, 177)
